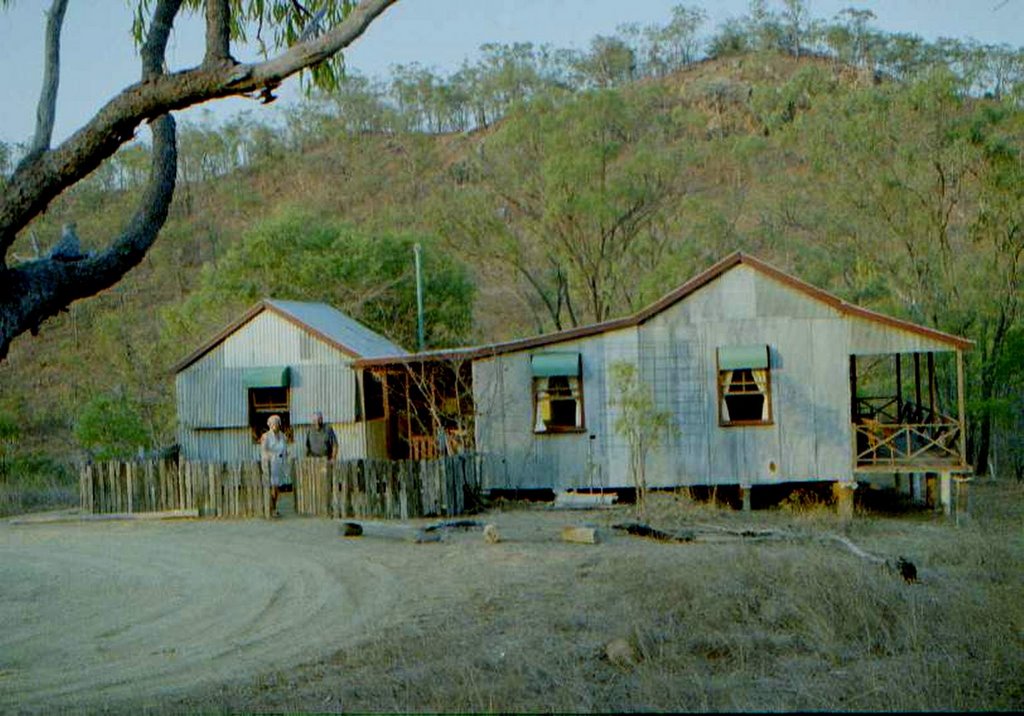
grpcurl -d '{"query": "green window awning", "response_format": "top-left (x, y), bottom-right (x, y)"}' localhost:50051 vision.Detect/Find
top-left (531, 352), bottom-right (581, 378)
top-left (243, 366), bottom-right (290, 388)
top-left (718, 345), bottom-right (769, 371)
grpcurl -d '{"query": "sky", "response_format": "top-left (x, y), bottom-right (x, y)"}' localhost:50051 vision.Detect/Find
top-left (0, 0), bottom-right (1022, 145)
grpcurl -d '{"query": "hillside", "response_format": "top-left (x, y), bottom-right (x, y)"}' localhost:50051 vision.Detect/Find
top-left (1, 48), bottom-right (1022, 492)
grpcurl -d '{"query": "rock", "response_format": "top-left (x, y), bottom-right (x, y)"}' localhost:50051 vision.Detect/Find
top-left (483, 524), bottom-right (500, 544)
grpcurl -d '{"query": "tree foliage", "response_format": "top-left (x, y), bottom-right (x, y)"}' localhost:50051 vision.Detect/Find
top-left (166, 208), bottom-right (474, 351)
top-left (0, 0), bottom-right (396, 361)
top-left (611, 361), bottom-right (673, 517)
top-left (73, 393), bottom-right (149, 460)
top-left (2, 1), bottom-right (1024, 484)
top-left (435, 85), bottom-right (693, 331)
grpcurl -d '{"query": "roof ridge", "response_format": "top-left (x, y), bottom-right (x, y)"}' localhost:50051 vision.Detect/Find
top-left (356, 251), bottom-right (972, 366)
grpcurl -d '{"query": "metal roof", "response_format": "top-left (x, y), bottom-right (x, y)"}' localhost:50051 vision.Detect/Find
top-left (265, 299), bottom-right (407, 359)
top-left (172, 299), bottom-right (407, 373)
top-left (355, 251), bottom-right (973, 368)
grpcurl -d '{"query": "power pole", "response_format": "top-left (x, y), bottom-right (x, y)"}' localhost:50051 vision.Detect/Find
top-left (414, 243), bottom-right (425, 351)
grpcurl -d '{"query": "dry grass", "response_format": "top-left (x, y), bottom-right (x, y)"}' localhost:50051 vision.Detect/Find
top-left (169, 480), bottom-right (1023, 714)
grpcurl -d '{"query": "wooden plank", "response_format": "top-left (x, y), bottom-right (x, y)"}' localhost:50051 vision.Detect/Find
top-left (324, 461), bottom-right (334, 516)
top-left (158, 460), bottom-right (167, 511)
top-left (339, 520), bottom-right (441, 543)
top-left (384, 463), bottom-right (395, 518)
top-left (79, 466), bottom-right (87, 513)
top-left (108, 462), bottom-right (118, 514)
top-left (262, 461), bottom-right (271, 518)
top-left (126, 462), bottom-right (134, 515)
top-left (11, 509), bottom-right (200, 525)
top-left (342, 462), bottom-right (352, 518)
top-left (561, 526), bottom-right (600, 544)
top-left (399, 463), bottom-right (409, 520)
top-left (145, 461), bottom-right (155, 512)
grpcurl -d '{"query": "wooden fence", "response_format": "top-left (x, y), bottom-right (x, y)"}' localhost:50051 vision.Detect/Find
top-left (80, 454), bottom-right (487, 519)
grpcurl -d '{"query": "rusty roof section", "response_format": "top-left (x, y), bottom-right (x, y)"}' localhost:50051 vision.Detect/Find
top-left (171, 299), bottom-right (407, 374)
top-left (354, 252), bottom-right (973, 369)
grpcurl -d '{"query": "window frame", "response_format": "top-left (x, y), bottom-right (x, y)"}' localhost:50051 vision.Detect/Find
top-left (717, 347), bottom-right (773, 428)
top-left (248, 386), bottom-right (293, 442)
top-left (532, 355), bottom-right (585, 434)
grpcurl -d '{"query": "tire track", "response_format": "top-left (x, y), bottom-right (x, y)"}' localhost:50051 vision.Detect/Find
top-left (0, 518), bottom-right (401, 713)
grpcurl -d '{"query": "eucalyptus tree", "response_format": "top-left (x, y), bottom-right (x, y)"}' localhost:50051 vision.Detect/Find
top-left (805, 71), bottom-right (1024, 474)
top-left (0, 0), bottom-right (397, 361)
top-left (436, 85), bottom-right (691, 331)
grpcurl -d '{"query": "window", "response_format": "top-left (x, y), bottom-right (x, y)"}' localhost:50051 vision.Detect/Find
top-left (718, 346), bottom-right (772, 426)
top-left (248, 387), bottom-right (291, 441)
top-left (243, 366), bottom-right (292, 441)
top-left (532, 352), bottom-right (584, 433)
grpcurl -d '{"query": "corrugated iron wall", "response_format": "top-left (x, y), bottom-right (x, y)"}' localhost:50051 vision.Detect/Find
top-left (177, 311), bottom-right (365, 461)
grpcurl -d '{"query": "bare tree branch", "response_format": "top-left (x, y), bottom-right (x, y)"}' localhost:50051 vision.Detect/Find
top-left (0, 0), bottom-right (185, 359)
top-left (204, 0), bottom-right (232, 66)
top-left (17, 0), bottom-right (70, 170)
top-left (0, 115), bottom-right (177, 353)
top-left (0, 0), bottom-right (397, 250)
top-left (141, 0), bottom-right (184, 80)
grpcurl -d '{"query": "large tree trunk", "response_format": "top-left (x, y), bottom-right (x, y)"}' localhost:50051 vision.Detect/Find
top-left (0, 0), bottom-right (397, 361)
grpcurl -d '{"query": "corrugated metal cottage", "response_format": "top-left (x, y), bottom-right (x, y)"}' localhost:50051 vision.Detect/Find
top-left (356, 252), bottom-right (973, 497)
top-left (173, 299), bottom-right (406, 462)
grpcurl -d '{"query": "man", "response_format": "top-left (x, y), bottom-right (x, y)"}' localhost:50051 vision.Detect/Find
top-left (306, 411), bottom-right (338, 460)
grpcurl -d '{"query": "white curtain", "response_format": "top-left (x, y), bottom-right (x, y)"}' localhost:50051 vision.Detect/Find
top-left (534, 377), bottom-right (549, 432)
top-left (568, 376), bottom-right (582, 427)
top-left (720, 370), bottom-right (733, 422)
top-left (751, 369), bottom-right (770, 421)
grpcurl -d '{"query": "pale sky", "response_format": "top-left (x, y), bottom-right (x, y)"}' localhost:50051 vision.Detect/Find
top-left (0, 0), bottom-right (1021, 145)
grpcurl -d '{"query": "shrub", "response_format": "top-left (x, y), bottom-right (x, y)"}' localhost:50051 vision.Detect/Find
top-left (74, 393), bottom-right (149, 460)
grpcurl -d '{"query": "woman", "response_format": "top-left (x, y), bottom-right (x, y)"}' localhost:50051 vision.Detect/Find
top-left (260, 414), bottom-right (288, 517)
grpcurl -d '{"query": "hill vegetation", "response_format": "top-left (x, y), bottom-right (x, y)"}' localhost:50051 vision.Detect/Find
top-left (1, 2), bottom-right (1023, 508)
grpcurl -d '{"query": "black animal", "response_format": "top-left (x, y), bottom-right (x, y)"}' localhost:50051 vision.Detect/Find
top-left (895, 556), bottom-right (918, 583)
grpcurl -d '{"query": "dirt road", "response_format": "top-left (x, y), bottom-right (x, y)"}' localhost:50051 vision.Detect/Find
top-left (0, 514), bottom-right (412, 713)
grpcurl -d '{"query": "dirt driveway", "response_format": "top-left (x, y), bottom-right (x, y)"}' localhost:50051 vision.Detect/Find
top-left (0, 514), bottom-right (426, 713)
top-left (0, 507), bottom-right (611, 714)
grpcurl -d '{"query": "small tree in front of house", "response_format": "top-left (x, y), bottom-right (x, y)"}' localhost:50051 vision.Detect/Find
top-left (611, 361), bottom-right (673, 517)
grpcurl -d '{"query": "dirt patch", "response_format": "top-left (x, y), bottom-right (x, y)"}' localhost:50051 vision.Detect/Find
top-left (0, 516), bottom-right (404, 713)
top-left (2, 491), bottom-right (1022, 713)
top-left (0, 506), bottom-right (614, 713)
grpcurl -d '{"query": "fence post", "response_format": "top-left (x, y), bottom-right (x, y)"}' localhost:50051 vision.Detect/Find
top-left (80, 464), bottom-right (89, 513)
top-left (126, 462), bottom-right (134, 515)
top-left (260, 462), bottom-right (268, 518)
top-left (342, 462), bottom-right (352, 518)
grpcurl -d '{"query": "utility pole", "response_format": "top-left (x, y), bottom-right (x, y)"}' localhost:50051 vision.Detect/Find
top-left (414, 243), bottom-right (425, 351)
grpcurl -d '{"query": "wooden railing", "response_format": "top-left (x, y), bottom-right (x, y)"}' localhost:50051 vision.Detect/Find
top-left (80, 454), bottom-right (488, 519)
top-left (408, 429), bottom-right (470, 460)
top-left (855, 396), bottom-right (948, 425)
top-left (854, 421), bottom-right (963, 467)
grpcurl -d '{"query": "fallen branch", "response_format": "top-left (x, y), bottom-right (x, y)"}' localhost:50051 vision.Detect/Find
top-left (339, 521), bottom-right (441, 543)
top-left (826, 534), bottom-right (918, 582)
top-left (612, 522), bottom-right (694, 542)
top-left (613, 521), bottom-right (918, 582)
top-left (423, 519), bottom-right (485, 533)
top-left (553, 492), bottom-right (618, 510)
top-left (9, 509), bottom-right (198, 524)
